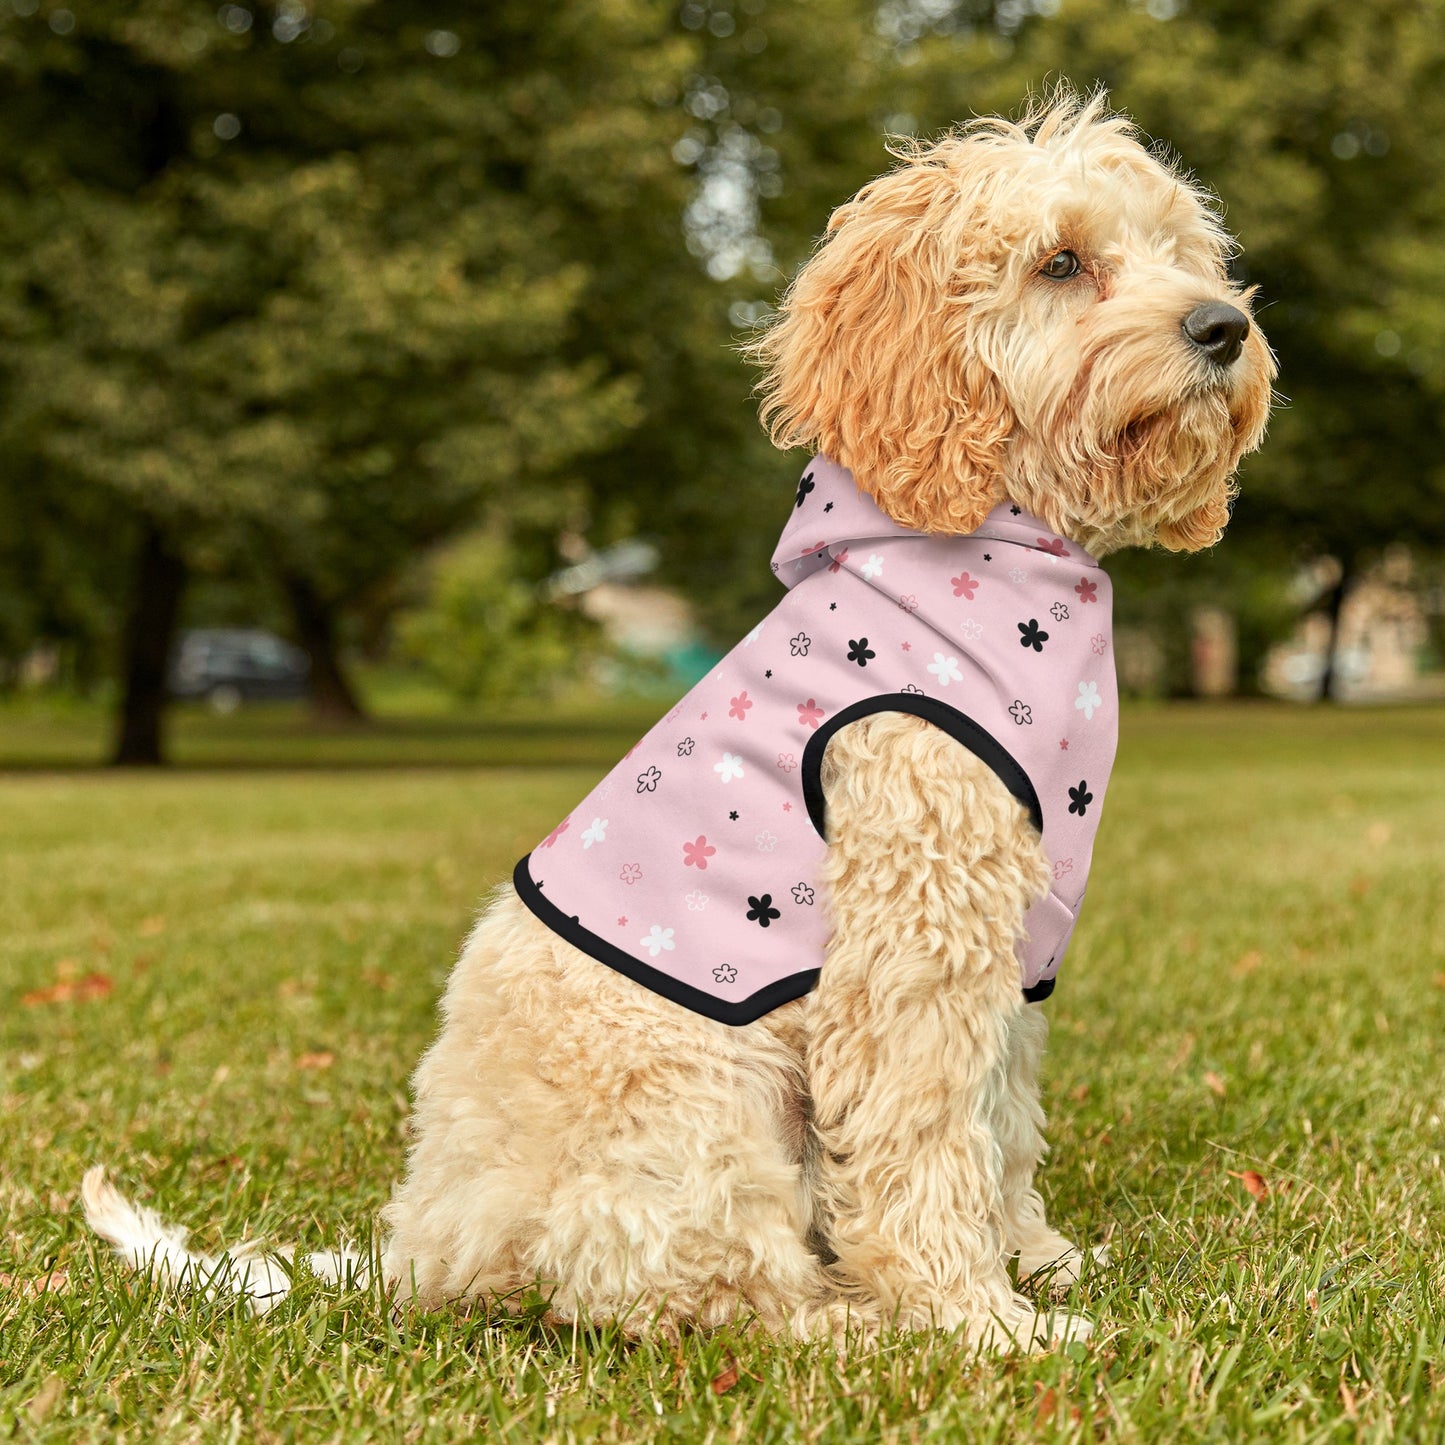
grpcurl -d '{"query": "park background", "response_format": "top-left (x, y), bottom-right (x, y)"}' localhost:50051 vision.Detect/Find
top-left (2, 2), bottom-right (1443, 1442)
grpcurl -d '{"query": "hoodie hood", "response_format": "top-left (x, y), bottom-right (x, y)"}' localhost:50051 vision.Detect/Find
top-left (771, 455), bottom-right (1101, 589)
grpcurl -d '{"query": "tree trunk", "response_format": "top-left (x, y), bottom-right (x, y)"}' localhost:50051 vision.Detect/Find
top-left (283, 572), bottom-right (366, 723)
top-left (112, 523), bottom-right (187, 766)
top-left (1317, 557), bottom-right (1354, 703)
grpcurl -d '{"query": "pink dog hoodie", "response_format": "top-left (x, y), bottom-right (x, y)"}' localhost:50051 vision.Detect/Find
top-left (515, 455), bottom-right (1118, 1025)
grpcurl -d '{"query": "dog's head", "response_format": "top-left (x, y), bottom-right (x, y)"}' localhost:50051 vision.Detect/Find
top-left (750, 90), bottom-right (1275, 555)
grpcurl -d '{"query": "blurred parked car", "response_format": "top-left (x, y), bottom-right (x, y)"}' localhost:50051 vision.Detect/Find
top-left (169, 629), bottom-right (310, 712)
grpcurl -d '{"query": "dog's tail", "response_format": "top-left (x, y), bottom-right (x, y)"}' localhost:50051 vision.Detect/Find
top-left (81, 1166), bottom-right (368, 1315)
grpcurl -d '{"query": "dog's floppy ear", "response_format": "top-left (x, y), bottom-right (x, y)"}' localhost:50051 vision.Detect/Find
top-left (749, 144), bottom-right (1012, 535)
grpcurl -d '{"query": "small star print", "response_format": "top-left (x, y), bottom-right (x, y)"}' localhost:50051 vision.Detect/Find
top-left (1059, 739), bottom-right (1069, 751)
top-left (983, 554), bottom-right (992, 562)
top-left (824, 501), bottom-right (834, 512)
top-left (1010, 505), bottom-right (1022, 516)
top-left (829, 602), bottom-right (837, 611)
top-left (765, 669), bottom-right (772, 678)
top-left (617, 916), bottom-right (628, 926)
top-left (700, 711), bottom-right (708, 720)
top-left (901, 641), bottom-right (911, 651)
top-left (729, 810), bottom-right (739, 821)
top-left (782, 802), bottom-right (791, 812)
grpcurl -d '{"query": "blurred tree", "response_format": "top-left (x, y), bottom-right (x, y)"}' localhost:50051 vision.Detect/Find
top-left (0, 0), bottom-right (688, 758)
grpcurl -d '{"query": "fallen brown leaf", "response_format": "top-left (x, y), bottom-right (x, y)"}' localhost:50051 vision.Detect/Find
top-left (0, 1267), bottom-right (69, 1299)
top-left (362, 968), bottom-right (394, 992)
top-left (1070, 1084), bottom-right (1089, 1102)
top-left (21, 973), bottom-right (113, 1007)
top-left (1433, 973), bottom-right (1445, 990)
top-left (1231, 950), bottom-right (1263, 977)
top-left (1228, 1169), bottom-right (1269, 1201)
top-left (1203, 1071), bottom-right (1227, 1098)
top-left (711, 1358), bottom-right (739, 1395)
top-left (295, 1051), bottom-right (335, 1071)
top-left (1034, 1385), bottom-right (1058, 1426)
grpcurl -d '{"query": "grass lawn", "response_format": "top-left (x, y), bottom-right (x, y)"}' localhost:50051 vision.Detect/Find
top-left (2, 700), bottom-right (1442, 1442)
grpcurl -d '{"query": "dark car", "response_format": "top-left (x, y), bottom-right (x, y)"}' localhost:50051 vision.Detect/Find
top-left (169, 629), bottom-right (310, 712)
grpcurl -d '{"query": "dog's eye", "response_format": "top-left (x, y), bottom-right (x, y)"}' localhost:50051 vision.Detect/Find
top-left (1040, 250), bottom-right (1081, 281)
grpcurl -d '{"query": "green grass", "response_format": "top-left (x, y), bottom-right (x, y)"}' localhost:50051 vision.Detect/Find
top-left (2, 702), bottom-right (1443, 1442)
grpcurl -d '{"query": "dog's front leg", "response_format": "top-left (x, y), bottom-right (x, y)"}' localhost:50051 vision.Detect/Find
top-left (804, 713), bottom-right (1089, 1350)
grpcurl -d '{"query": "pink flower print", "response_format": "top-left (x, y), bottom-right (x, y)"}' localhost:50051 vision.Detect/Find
top-left (1091, 632), bottom-right (1108, 655)
top-left (827, 547), bottom-right (849, 574)
top-left (540, 818), bottom-right (570, 849)
top-left (898, 594), bottom-right (918, 613)
top-left (1036, 536), bottom-right (1069, 557)
top-left (729, 690), bottom-right (754, 721)
top-left (755, 830), bottom-right (778, 852)
top-left (619, 863), bottom-right (643, 885)
top-left (777, 752), bottom-right (798, 772)
top-left (617, 916), bottom-right (628, 926)
top-left (797, 698), bottom-right (825, 730)
top-left (961, 618), bottom-right (982, 641)
top-left (685, 890), bottom-right (709, 911)
top-left (1075, 577), bottom-right (1099, 603)
top-left (1053, 857), bottom-right (1074, 882)
top-left (1059, 738), bottom-right (1070, 751)
top-left (683, 835), bottom-right (716, 870)
top-left (951, 571), bottom-right (979, 600)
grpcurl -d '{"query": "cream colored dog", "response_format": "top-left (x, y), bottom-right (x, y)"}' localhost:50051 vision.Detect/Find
top-left (85, 92), bottom-right (1273, 1351)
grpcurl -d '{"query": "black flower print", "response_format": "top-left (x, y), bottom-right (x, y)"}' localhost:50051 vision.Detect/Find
top-left (794, 470), bottom-right (815, 508)
top-left (847, 637), bottom-right (876, 667)
top-left (765, 669), bottom-right (772, 678)
top-left (1068, 780), bottom-right (1094, 817)
top-left (1017, 618), bottom-right (1049, 652)
top-left (1050, 601), bottom-right (1070, 621)
top-left (713, 963), bottom-right (738, 984)
top-left (636, 766), bottom-right (662, 793)
top-left (823, 500), bottom-right (834, 512)
top-left (729, 810), bottom-right (739, 821)
top-left (1010, 504), bottom-right (1022, 516)
top-left (747, 894), bottom-right (781, 928)
top-left (829, 602), bottom-right (837, 611)
top-left (677, 737), bottom-right (695, 757)
top-left (792, 883), bottom-right (815, 906)
top-left (1009, 699), bottom-right (1033, 726)
top-left (790, 631), bottom-right (811, 657)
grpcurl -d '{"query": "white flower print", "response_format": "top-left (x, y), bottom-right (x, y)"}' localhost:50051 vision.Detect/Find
top-left (792, 883), bottom-right (815, 906)
top-left (744, 622), bottom-right (764, 646)
top-left (714, 752), bottom-right (745, 784)
top-left (1074, 680), bottom-right (1103, 720)
top-left (712, 964), bottom-right (738, 984)
top-left (755, 831), bottom-right (778, 852)
top-left (927, 652), bottom-right (963, 686)
top-left (685, 890), bottom-right (709, 911)
top-left (639, 925), bottom-right (675, 957)
top-left (1008, 700), bottom-right (1032, 726)
top-left (1050, 601), bottom-right (1070, 621)
top-left (961, 618), bottom-right (982, 641)
top-left (580, 817), bottom-right (609, 849)
top-left (677, 736), bottom-right (695, 756)
top-left (790, 632), bottom-right (811, 657)
top-left (860, 554), bottom-right (885, 580)
top-left (1009, 566), bottom-right (1028, 584)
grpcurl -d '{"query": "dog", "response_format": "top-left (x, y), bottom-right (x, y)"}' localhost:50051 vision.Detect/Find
top-left (85, 90), bottom-right (1273, 1351)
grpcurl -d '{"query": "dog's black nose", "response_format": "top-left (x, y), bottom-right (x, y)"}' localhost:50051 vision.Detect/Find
top-left (1182, 302), bottom-right (1250, 367)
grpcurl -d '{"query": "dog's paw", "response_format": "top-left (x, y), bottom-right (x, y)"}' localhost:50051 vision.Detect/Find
top-left (970, 1296), bottom-right (1093, 1354)
top-left (1017, 1238), bottom-right (1109, 1294)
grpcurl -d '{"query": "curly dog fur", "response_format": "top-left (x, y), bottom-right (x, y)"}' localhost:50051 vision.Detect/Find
top-left (85, 90), bottom-right (1274, 1351)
